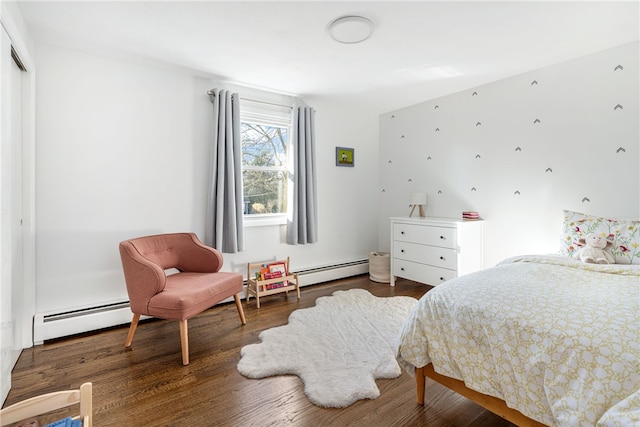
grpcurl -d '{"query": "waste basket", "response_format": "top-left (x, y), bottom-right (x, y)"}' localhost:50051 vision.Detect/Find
top-left (368, 251), bottom-right (390, 283)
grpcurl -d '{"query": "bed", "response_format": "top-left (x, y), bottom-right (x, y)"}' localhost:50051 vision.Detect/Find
top-left (396, 254), bottom-right (640, 426)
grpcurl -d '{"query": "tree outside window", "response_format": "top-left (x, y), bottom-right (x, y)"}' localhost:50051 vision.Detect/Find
top-left (241, 121), bottom-right (288, 215)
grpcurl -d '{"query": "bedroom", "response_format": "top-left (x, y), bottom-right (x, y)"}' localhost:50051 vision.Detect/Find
top-left (1, 0), bottom-right (638, 425)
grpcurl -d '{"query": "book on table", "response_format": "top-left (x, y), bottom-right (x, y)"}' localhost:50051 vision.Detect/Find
top-left (263, 270), bottom-right (284, 290)
top-left (259, 262), bottom-right (289, 290)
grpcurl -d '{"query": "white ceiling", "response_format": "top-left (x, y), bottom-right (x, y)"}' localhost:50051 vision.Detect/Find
top-left (16, 1), bottom-right (640, 113)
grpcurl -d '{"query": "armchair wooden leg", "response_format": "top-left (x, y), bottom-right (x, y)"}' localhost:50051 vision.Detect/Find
top-left (179, 319), bottom-right (189, 365)
top-left (234, 294), bottom-right (247, 325)
top-left (125, 314), bottom-right (140, 348)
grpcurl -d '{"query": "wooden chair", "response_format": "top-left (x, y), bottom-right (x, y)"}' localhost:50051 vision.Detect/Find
top-left (0, 382), bottom-right (92, 427)
top-left (119, 232), bottom-right (246, 365)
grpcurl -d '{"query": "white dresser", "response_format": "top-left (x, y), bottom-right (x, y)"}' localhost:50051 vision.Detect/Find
top-left (390, 217), bottom-right (484, 286)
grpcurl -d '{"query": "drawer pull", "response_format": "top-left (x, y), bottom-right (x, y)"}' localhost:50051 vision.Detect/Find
top-left (440, 235), bottom-right (445, 240)
top-left (401, 267), bottom-right (405, 271)
top-left (440, 277), bottom-right (445, 281)
top-left (401, 231), bottom-right (405, 235)
top-left (401, 249), bottom-right (405, 253)
top-left (440, 256), bottom-right (445, 260)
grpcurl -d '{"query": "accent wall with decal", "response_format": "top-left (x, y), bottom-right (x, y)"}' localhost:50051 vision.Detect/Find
top-left (378, 42), bottom-right (639, 267)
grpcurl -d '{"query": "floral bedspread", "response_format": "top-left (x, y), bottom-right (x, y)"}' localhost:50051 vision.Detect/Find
top-left (396, 255), bottom-right (640, 426)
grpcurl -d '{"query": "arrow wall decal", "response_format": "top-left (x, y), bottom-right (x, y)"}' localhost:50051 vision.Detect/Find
top-left (582, 197), bottom-right (591, 203)
top-left (614, 65), bottom-right (623, 71)
top-left (614, 104), bottom-right (623, 110)
top-left (616, 147), bottom-right (626, 153)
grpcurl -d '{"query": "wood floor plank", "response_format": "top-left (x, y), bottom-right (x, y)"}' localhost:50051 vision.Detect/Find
top-left (4, 275), bottom-right (516, 426)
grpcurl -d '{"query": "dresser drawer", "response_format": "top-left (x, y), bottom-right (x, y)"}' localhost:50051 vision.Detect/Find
top-left (393, 259), bottom-right (456, 286)
top-left (393, 241), bottom-right (457, 270)
top-left (393, 223), bottom-right (457, 249)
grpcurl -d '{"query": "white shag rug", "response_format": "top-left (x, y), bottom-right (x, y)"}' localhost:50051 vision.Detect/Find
top-left (236, 288), bottom-right (417, 408)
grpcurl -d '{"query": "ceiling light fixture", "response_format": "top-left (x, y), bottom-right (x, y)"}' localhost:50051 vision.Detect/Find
top-left (327, 15), bottom-right (374, 44)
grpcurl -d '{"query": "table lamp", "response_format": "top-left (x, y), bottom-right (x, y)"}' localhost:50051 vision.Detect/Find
top-left (409, 192), bottom-right (427, 218)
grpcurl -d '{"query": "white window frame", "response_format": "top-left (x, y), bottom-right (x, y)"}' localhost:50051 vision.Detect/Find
top-left (240, 107), bottom-right (291, 228)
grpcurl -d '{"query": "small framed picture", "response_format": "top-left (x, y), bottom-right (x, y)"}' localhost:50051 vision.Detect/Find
top-left (336, 147), bottom-right (354, 167)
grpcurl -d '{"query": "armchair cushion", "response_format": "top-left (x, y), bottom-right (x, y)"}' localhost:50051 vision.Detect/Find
top-left (149, 272), bottom-right (243, 320)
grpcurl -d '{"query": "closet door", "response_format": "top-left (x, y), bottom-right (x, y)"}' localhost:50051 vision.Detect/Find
top-left (0, 26), bottom-right (25, 404)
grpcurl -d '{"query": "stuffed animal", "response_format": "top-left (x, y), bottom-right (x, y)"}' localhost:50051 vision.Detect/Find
top-left (573, 233), bottom-right (615, 264)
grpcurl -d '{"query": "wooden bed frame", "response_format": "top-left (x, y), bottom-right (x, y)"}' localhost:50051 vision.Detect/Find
top-left (416, 364), bottom-right (547, 427)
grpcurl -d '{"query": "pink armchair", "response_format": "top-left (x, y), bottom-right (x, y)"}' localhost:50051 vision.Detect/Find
top-left (119, 232), bottom-right (246, 365)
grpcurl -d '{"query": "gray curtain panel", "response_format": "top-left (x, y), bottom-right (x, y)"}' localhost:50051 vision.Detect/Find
top-left (287, 106), bottom-right (318, 245)
top-left (206, 89), bottom-right (244, 253)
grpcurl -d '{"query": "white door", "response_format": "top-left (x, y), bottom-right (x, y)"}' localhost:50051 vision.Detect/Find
top-left (10, 33), bottom-right (24, 372)
top-left (0, 26), bottom-right (25, 404)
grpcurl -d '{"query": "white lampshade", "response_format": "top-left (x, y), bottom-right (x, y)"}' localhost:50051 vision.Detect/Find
top-left (410, 192), bottom-right (427, 205)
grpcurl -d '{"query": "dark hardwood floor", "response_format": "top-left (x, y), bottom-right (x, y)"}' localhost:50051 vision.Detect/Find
top-left (4, 275), bottom-right (516, 427)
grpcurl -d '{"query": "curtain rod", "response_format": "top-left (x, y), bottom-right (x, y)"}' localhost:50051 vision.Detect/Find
top-left (207, 90), bottom-right (293, 109)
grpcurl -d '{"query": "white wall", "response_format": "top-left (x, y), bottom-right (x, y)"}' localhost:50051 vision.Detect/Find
top-left (378, 42), bottom-right (639, 267)
top-left (33, 43), bottom-right (380, 319)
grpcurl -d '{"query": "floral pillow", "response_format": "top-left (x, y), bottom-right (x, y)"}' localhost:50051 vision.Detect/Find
top-left (559, 210), bottom-right (640, 264)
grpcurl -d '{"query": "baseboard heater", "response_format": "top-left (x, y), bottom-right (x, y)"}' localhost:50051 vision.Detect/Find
top-left (33, 258), bottom-right (369, 345)
top-left (33, 301), bottom-right (135, 345)
top-left (293, 258), bottom-right (368, 286)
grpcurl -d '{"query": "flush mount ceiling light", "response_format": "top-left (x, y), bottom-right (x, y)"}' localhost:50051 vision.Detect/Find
top-left (327, 15), bottom-right (374, 44)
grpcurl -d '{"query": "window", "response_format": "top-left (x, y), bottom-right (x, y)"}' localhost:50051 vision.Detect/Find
top-left (241, 110), bottom-right (290, 220)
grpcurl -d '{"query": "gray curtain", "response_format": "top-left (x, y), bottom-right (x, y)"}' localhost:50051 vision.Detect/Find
top-left (205, 89), bottom-right (244, 253)
top-left (287, 106), bottom-right (318, 244)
